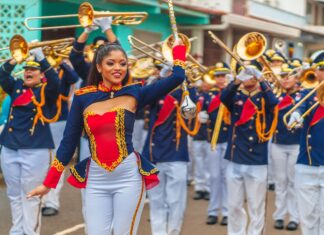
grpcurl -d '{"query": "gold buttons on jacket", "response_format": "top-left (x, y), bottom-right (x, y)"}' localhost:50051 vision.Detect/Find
top-left (249, 148), bottom-right (253, 152)
top-left (9, 115), bottom-right (14, 120)
top-left (308, 146), bottom-right (312, 151)
top-left (232, 145), bottom-right (236, 149)
top-left (307, 134), bottom-right (311, 139)
top-left (223, 127), bottom-right (227, 131)
top-left (16, 89), bottom-right (20, 93)
top-left (249, 126), bottom-right (253, 130)
top-left (8, 128), bottom-right (13, 132)
top-left (248, 136), bottom-right (254, 141)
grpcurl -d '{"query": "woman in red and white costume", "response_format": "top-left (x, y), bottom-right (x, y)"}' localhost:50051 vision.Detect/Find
top-left (28, 38), bottom-right (187, 235)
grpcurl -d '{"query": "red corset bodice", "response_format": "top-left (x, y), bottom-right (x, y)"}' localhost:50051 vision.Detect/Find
top-left (84, 108), bottom-right (134, 172)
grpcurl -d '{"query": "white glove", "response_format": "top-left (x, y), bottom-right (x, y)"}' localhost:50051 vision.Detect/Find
top-left (288, 111), bottom-right (303, 129)
top-left (198, 111), bottom-right (209, 124)
top-left (159, 61), bottom-right (173, 78)
top-left (237, 66), bottom-right (262, 82)
top-left (84, 24), bottom-right (98, 34)
top-left (29, 47), bottom-right (45, 61)
top-left (94, 17), bottom-right (112, 32)
top-left (226, 74), bottom-right (234, 83)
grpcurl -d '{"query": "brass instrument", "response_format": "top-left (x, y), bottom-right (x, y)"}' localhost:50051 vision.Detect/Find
top-left (24, 2), bottom-right (148, 31)
top-left (236, 32), bottom-right (283, 96)
top-left (129, 35), bottom-right (210, 84)
top-left (283, 81), bottom-right (324, 129)
top-left (300, 68), bottom-right (318, 89)
top-left (167, 0), bottom-right (196, 119)
top-left (0, 34), bottom-right (74, 64)
top-left (130, 57), bottom-right (157, 79)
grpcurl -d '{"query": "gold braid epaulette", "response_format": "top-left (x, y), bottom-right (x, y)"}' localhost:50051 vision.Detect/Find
top-left (174, 59), bottom-right (186, 69)
top-left (75, 86), bottom-right (98, 96)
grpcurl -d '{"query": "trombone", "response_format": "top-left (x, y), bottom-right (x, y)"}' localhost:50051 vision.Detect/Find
top-left (0, 34), bottom-right (74, 64)
top-left (283, 81), bottom-right (324, 129)
top-left (128, 35), bottom-right (211, 84)
top-left (24, 2), bottom-right (148, 31)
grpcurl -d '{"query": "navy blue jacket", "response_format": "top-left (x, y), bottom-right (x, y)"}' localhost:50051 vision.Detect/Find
top-left (142, 83), bottom-right (197, 163)
top-left (69, 41), bottom-right (90, 87)
top-left (0, 59), bottom-right (60, 149)
top-left (296, 89), bottom-right (324, 166)
top-left (221, 81), bottom-right (279, 165)
top-left (55, 63), bottom-right (79, 121)
top-left (193, 90), bottom-right (207, 141)
top-left (272, 91), bottom-right (302, 145)
top-left (204, 89), bottom-right (230, 143)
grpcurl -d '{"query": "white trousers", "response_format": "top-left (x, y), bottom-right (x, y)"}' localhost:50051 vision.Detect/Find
top-left (227, 162), bottom-right (267, 235)
top-left (207, 142), bottom-right (228, 217)
top-left (43, 121), bottom-right (66, 209)
top-left (80, 136), bottom-right (91, 232)
top-left (132, 119), bottom-right (148, 153)
top-left (295, 164), bottom-right (324, 235)
top-left (148, 161), bottom-right (188, 235)
top-left (267, 139), bottom-right (274, 184)
top-left (0, 147), bottom-right (51, 235)
top-left (187, 136), bottom-right (194, 181)
top-left (192, 140), bottom-right (210, 192)
top-left (271, 143), bottom-right (299, 222)
top-left (85, 153), bottom-right (145, 235)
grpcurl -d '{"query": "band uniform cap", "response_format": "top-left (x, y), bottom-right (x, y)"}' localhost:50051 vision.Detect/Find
top-left (311, 50), bottom-right (324, 70)
top-left (214, 62), bottom-right (230, 75)
top-left (23, 61), bottom-right (41, 70)
top-left (271, 53), bottom-right (285, 62)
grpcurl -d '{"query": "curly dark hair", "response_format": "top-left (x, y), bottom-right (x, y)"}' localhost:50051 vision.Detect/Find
top-left (87, 42), bottom-right (130, 86)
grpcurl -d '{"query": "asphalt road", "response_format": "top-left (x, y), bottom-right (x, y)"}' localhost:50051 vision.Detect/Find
top-left (0, 178), bottom-right (301, 235)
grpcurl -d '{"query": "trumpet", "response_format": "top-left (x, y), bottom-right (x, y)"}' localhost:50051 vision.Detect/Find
top-left (0, 35), bottom-right (74, 64)
top-left (24, 2), bottom-right (148, 31)
top-left (283, 81), bottom-right (324, 129)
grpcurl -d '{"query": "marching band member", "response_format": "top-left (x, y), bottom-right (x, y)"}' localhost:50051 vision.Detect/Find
top-left (220, 62), bottom-right (279, 235)
top-left (142, 64), bottom-right (198, 235)
top-left (42, 60), bottom-right (79, 216)
top-left (191, 83), bottom-right (210, 201)
top-left (289, 50), bottom-right (324, 235)
top-left (272, 64), bottom-right (301, 230)
top-left (0, 48), bottom-right (60, 235)
top-left (205, 62), bottom-right (231, 226)
top-left (28, 38), bottom-right (187, 235)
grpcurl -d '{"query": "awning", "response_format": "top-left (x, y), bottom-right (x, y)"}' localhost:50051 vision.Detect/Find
top-left (223, 14), bottom-right (301, 38)
top-left (180, 13), bottom-right (301, 38)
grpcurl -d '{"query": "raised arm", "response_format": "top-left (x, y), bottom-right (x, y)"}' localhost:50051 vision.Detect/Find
top-left (220, 80), bottom-right (241, 111)
top-left (0, 60), bottom-right (17, 95)
top-left (260, 81), bottom-right (279, 109)
top-left (137, 45), bottom-right (186, 109)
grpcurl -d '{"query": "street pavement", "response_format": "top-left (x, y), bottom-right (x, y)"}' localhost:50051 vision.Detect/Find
top-left (0, 178), bottom-right (301, 235)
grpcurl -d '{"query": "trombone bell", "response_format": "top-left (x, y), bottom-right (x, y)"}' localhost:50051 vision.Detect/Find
top-left (237, 32), bottom-right (267, 61)
top-left (10, 35), bottom-right (29, 63)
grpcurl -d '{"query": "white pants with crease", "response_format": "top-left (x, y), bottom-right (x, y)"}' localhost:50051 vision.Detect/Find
top-left (85, 153), bottom-right (145, 235)
top-left (207, 142), bottom-right (228, 217)
top-left (227, 162), bottom-right (267, 235)
top-left (295, 164), bottom-right (324, 235)
top-left (43, 121), bottom-right (66, 210)
top-left (271, 143), bottom-right (299, 222)
top-left (132, 119), bottom-right (147, 153)
top-left (0, 147), bottom-right (51, 235)
top-left (148, 161), bottom-right (188, 235)
top-left (192, 140), bottom-right (210, 192)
